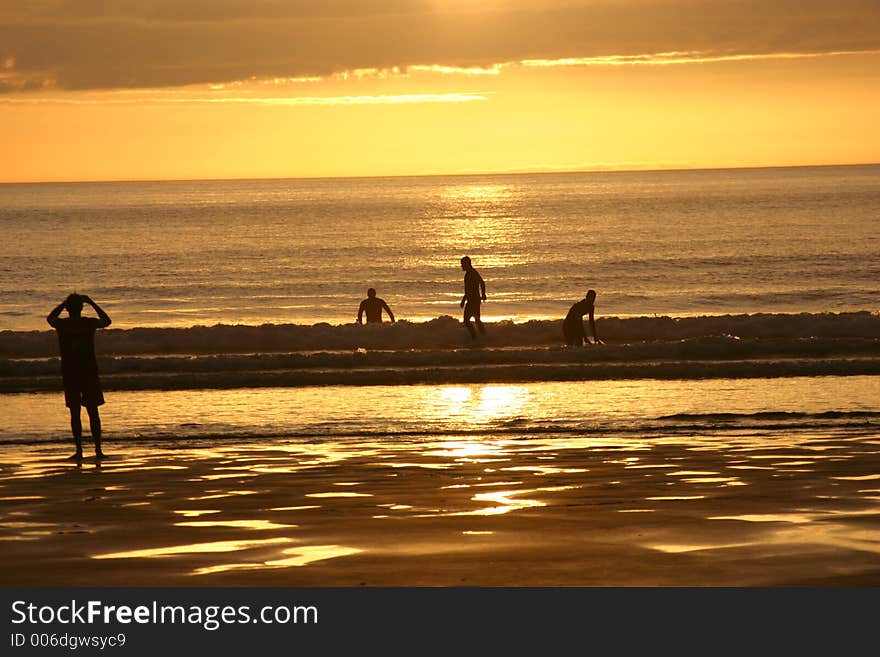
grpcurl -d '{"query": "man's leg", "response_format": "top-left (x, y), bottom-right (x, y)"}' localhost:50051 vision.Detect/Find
top-left (68, 406), bottom-right (84, 459)
top-left (472, 306), bottom-right (486, 335)
top-left (563, 322), bottom-right (583, 347)
top-left (86, 406), bottom-right (106, 458)
top-left (463, 307), bottom-right (477, 339)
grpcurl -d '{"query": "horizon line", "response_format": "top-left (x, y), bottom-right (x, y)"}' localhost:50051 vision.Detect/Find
top-left (2, 161), bottom-right (878, 186)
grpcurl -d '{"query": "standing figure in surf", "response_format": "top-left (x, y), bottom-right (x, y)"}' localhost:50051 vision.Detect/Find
top-left (563, 289), bottom-right (602, 346)
top-left (357, 288), bottom-right (395, 324)
top-left (47, 294), bottom-right (112, 459)
top-left (459, 256), bottom-right (487, 339)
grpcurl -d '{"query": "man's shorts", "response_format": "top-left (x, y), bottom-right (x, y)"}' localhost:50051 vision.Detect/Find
top-left (62, 369), bottom-right (105, 408)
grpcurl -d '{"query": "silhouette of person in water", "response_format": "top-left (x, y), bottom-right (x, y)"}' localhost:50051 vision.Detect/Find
top-left (357, 288), bottom-right (395, 324)
top-left (47, 294), bottom-right (112, 459)
top-left (563, 289), bottom-right (603, 346)
top-left (460, 256), bottom-right (487, 339)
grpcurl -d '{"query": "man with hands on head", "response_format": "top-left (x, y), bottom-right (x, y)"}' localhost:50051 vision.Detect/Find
top-left (47, 294), bottom-right (112, 460)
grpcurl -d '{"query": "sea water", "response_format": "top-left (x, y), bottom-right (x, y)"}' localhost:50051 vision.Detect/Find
top-left (2, 166), bottom-right (879, 445)
top-left (3, 377), bottom-right (879, 446)
top-left (2, 165), bottom-right (878, 330)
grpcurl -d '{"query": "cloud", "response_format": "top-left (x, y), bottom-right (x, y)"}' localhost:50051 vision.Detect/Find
top-left (409, 65), bottom-right (502, 76)
top-left (1, 0), bottom-right (878, 92)
top-left (520, 49), bottom-right (880, 67)
top-left (0, 91), bottom-right (489, 106)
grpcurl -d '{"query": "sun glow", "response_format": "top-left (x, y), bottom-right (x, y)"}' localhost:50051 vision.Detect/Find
top-left (427, 385), bottom-right (531, 425)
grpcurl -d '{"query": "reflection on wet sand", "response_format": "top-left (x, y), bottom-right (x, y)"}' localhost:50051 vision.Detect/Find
top-left (648, 541), bottom-right (754, 554)
top-left (94, 538), bottom-right (292, 560)
top-left (646, 495), bottom-right (706, 501)
top-left (0, 419), bottom-right (877, 585)
top-left (174, 520), bottom-right (297, 530)
top-left (306, 492), bottom-right (372, 498)
top-left (461, 486), bottom-right (578, 516)
top-left (193, 545), bottom-right (363, 576)
top-left (710, 513), bottom-right (815, 523)
top-left (0, 520), bottom-right (56, 542)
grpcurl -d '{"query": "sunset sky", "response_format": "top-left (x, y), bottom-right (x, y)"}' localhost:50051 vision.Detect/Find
top-left (2, 0), bottom-right (879, 182)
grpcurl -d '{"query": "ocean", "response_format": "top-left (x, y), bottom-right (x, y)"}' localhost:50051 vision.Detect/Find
top-left (4, 377), bottom-right (880, 446)
top-left (1, 165), bottom-right (879, 445)
top-left (2, 165), bottom-right (878, 330)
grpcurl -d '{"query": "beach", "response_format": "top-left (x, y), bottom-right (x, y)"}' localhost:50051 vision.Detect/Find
top-left (2, 431), bottom-right (878, 586)
top-left (2, 379), bottom-right (879, 586)
top-left (2, 168), bottom-right (879, 586)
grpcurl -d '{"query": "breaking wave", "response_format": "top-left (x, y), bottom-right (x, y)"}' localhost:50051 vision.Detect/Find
top-left (2, 312), bottom-right (879, 391)
top-left (1, 312), bottom-right (878, 358)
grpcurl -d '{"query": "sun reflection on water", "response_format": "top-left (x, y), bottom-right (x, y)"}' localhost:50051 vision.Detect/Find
top-left (439, 183), bottom-right (516, 204)
top-left (425, 385), bottom-right (531, 426)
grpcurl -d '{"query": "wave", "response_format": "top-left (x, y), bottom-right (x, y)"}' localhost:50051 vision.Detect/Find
top-left (2, 313), bottom-right (879, 391)
top-left (2, 312), bottom-right (879, 358)
top-left (657, 410), bottom-right (880, 422)
top-left (3, 356), bottom-right (880, 392)
top-left (2, 336), bottom-right (880, 375)
top-left (4, 410), bottom-right (877, 447)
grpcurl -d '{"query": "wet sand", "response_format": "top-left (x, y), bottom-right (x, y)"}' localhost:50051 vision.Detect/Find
top-left (1, 430), bottom-right (878, 586)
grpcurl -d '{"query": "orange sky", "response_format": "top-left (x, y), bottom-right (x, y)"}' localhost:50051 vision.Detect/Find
top-left (2, 1), bottom-right (878, 182)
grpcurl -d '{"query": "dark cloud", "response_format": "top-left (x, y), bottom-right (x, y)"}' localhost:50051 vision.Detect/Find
top-left (5, 1), bottom-right (431, 23)
top-left (1, 0), bottom-right (878, 92)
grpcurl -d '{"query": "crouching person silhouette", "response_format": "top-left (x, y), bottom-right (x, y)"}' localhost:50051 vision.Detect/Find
top-left (563, 289), bottom-right (603, 347)
top-left (47, 294), bottom-right (112, 459)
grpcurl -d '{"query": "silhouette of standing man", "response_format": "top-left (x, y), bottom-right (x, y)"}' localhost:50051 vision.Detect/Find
top-left (460, 256), bottom-right (486, 339)
top-left (357, 288), bottom-right (395, 324)
top-left (563, 289), bottom-right (602, 346)
top-left (47, 294), bottom-right (111, 459)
